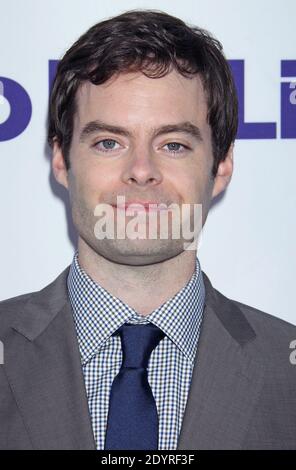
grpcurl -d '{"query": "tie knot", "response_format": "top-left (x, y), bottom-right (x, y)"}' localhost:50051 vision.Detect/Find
top-left (116, 323), bottom-right (165, 369)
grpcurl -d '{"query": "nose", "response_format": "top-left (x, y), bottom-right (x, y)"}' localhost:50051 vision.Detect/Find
top-left (121, 147), bottom-right (163, 187)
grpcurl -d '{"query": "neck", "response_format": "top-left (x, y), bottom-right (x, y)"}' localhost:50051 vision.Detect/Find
top-left (77, 238), bottom-right (197, 316)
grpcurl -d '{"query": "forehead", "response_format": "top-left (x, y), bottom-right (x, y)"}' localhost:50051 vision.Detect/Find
top-left (74, 70), bottom-right (208, 129)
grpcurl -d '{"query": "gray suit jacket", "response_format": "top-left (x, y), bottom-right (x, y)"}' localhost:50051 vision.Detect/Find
top-left (0, 265), bottom-right (296, 450)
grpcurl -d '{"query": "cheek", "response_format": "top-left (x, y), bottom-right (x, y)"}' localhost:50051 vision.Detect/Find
top-left (69, 163), bottom-right (103, 202)
top-left (170, 164), bottom-right (209, 202)
top-left (67, 170), bottom-right (94, 213)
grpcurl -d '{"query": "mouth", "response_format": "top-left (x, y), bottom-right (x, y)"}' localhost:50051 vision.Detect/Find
top-left (112, 202), bottom-right (169, 212)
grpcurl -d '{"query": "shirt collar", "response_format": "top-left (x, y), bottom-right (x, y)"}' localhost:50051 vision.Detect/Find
top-left (67, 250), bottom-right (205, 366)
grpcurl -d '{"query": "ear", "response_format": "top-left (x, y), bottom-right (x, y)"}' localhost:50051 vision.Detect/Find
top-left (52, 139), bottom-right (69, 190)
top-left (211, 143), bottom-right (234, 199)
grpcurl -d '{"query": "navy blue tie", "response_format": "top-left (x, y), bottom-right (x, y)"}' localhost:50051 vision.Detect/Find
top-left (104, 322), bottom-right (165, 450)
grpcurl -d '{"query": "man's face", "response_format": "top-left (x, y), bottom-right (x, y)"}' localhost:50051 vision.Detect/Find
top-left (52, 69), bottom-right (233, 266)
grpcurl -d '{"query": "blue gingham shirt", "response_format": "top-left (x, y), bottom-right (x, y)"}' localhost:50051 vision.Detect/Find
top-left (67, 250), bottom-right (205, 450)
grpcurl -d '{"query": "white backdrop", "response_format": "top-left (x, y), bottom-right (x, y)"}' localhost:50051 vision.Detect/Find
top-left (0, 0), bottom-right (295, 325)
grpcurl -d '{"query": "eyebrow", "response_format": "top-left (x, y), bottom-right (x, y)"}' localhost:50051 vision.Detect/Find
top-left (79, 119), bottom-right (203, 143)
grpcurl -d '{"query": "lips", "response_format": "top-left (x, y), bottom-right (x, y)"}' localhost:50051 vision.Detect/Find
top-left (112, 201), bottom-right (168, 212)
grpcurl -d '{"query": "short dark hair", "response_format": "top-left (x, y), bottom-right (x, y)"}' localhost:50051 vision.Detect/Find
top-left (47, 9), bottom-right (238, 178)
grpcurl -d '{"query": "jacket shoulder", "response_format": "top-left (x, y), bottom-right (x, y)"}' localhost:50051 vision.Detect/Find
top-left (202, 269), bottom-right (296, 339)
top-left (0, 266), bottom-right (71, 335)
top-left (209, 285), bottom-right (296, 388)
top-left (230, 296), bottom-right (296, 336)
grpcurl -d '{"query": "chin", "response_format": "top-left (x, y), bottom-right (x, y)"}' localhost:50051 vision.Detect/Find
top-left (92, 239), bottom-right (185, 266)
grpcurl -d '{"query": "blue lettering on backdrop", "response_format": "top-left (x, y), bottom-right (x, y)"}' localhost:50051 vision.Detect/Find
top-left (281, 60), bottom-right (296, 138)
top-left (229, 60), bottom-right (277, 138)
top-left (0, 77), bottom-right (32, 141)
top-left (49, 60), bottom-right (58, 93)
top-left (0, 60), bottom-right (295, 142)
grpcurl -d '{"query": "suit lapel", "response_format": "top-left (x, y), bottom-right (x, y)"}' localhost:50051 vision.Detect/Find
top-left (178, 272), bottom-right (265, 450)
top-left (3, 264), bottom-right (265, 450)
top-left (3, 266), bottom-right (96, 450)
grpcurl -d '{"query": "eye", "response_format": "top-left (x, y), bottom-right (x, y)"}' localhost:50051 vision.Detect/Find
top-left (163, 142), bottom-right (190, 154)
top-left (94, 139), bottom-right (121, 152)
top-left (93, 139), bottom-right (190, 155)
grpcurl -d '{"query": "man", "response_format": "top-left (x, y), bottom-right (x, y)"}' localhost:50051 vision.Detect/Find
top-left (0, 9), bottom-right (296, 450)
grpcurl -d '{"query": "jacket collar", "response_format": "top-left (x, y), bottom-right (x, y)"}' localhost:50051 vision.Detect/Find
top-left (12, 265), bottom-right (256, 348)
top-left (11, 265), bottom-right (71, 341)
top-left (7, 265), bottom-right (263, 449)
top-left (178, 272), bottom-right (265, 449)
